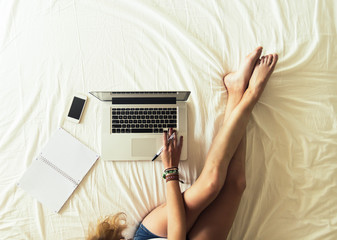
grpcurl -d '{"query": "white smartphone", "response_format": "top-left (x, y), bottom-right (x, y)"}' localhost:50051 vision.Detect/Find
top-left (67, 95), bottom-right (87, 123)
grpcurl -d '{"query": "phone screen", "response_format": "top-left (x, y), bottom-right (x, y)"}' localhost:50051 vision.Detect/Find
top-left (68, 97), bottom-right (85, 119)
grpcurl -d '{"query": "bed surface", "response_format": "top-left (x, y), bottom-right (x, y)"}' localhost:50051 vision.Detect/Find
top-left (1, 0), bottom-right (337, 239)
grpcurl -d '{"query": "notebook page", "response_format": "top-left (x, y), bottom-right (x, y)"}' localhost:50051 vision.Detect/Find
top-left (41, 128), bottom-right (99, 183)
top-left (18, 157), bottom-right (77, 213)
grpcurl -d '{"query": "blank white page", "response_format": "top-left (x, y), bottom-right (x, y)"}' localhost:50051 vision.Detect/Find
top-left (41, 128), bottom-right (99, 183)
top-left (18, 157), bottom-right (77, 213)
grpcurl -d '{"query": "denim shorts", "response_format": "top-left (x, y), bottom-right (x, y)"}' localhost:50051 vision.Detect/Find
top-left (134, 223), bottom-right (165, 240)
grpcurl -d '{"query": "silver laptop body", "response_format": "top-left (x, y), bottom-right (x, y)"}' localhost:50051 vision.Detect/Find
top-left (90, 91), bottom-right (190, 161)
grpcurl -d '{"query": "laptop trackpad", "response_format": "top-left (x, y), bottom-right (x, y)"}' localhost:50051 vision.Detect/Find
top-left (131, 138), bottom-right (156, 157)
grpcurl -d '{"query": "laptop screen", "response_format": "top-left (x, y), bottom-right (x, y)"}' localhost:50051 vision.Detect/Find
top-left (90, 91), bottom-right (190, 102)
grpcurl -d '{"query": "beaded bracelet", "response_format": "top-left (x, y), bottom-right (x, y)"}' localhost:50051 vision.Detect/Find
top-left (162, 169), bottom-right (179, 179)
top-left (164, 173), bottom-right (184, 183)
top-left (166, 174), bottom-right (180, 183)
top-left (164, 167), bottom-right (179, 172)
top-left (163, 167), bottom-right (179, 179)
top-left (163, 167), bottom-right (184, 183)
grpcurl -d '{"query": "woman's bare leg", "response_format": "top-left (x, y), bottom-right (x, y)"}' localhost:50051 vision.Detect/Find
top-left (188, 53), bottom-right (278, 240)
top-left (141, 49), bottom-right (278, 238)
top-left (179, 47), bottom-right (265, 231)
top-left (186, 66), bottom-right (250, 239)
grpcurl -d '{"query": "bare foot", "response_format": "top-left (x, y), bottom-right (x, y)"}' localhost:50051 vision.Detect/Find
top-left (248, 53), bottom-right (278, 99)
top-left (223, 46), bottom-right (263, 98)
top-left (223, 47), bottom-right (263, 122)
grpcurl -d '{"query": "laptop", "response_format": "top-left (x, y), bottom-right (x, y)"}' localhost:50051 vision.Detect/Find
top-left (90, 91), bottom-right (190, 161)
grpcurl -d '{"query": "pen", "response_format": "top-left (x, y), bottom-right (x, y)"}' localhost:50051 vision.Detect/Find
top-left (152, 132), bottom-right (175, 161)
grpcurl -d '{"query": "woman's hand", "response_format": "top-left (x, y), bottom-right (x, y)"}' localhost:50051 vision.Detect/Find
top-left (162, 128), bottom-right (183, 169)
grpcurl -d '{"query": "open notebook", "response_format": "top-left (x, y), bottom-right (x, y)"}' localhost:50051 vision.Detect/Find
top-left (18, 128), bottom-right (99, 213)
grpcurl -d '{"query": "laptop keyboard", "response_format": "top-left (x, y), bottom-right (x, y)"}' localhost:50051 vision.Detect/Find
top-left (111, 107), bottom-right (177, 133)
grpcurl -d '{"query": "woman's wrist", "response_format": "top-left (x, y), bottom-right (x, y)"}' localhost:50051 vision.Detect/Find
top-left (165, 174), bottom-right (180, 183)
top-left (163, 168), bottom-right (179, 180)
top-left (164, 165), bottom-right (178, 169)
top-left (163, 167), bottom-right (184, 184)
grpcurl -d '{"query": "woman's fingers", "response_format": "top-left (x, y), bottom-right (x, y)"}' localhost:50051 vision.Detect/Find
top-left (168, 128), bottom-right (172, 151)
top-left (163, 130), bottom-right (168, 150)
top-left (177, 136), bottom-right (183, 157)
top-left (168, 128), bottom-right (174, 150)
top-left (173, 129), bottom-right (177, 148)
top-left (164, 128), bottom-right (182, 152)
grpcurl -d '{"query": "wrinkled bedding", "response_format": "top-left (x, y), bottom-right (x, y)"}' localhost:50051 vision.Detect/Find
top-left (1, 0), bottom-right (337, 239)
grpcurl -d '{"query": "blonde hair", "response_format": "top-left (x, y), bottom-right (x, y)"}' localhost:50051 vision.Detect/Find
top-left (87, 212), bottom-right (127, 240)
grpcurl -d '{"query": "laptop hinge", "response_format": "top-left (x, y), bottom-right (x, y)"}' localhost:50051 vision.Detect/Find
top-left (111, 97), bottom-right (176, 104)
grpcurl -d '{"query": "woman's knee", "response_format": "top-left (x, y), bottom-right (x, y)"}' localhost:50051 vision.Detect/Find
top-left (199, 162), bottom-right (234, 199)
top-left (227, 170), bottom-right (246, 193)
top-left (204, 168), bottom-right (226, 198)
top-left (234, 174), bottom-right (246, 193)
top-left (206, 177), bottom-right (223, 199)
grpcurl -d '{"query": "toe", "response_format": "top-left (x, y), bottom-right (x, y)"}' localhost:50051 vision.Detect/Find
top-left (269, 54), bottom-right (278, 69)
top-left (247, 46), bottom-right (263, 62)
top-left (265, 55), bottom-right (269, 64)
top-left (261, 56), bottom-right (266, 64)
top-left (255, 46), bottom-right (263, 56)
top-left (273, 54), bottom-right (278, 65)
top-left (268, 54), bottom-right (273, 65)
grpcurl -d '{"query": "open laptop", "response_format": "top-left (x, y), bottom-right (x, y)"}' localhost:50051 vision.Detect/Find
top-left (90, 91), bottom-right (190, 161)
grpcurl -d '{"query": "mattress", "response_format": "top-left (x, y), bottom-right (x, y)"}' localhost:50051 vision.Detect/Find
top-left (1, 0), bottom-right (337, 239)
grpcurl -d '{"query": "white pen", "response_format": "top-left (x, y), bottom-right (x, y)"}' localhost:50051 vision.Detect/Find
top-left (152, 132), bottom-right (175, 161)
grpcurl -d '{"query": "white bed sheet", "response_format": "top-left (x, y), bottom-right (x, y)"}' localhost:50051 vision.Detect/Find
top-left (1, 0), bottom-right (337, 239)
